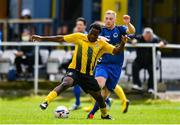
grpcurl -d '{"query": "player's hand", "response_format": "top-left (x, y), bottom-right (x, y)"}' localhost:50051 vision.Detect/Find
top-left (131, 39), bottom-right (137, 46)
top-left (31, 35), bottom-right (42, 42)
top-left (121, 35), bottom-right (129, 44)
top-left (123, 15), bottom-right (131, 25)
top-left (158, 41), bottom-right (166, 48)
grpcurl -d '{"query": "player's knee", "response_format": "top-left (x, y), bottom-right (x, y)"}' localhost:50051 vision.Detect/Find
top-left (60, 82), bottom-right (69, 89)
top-left (95, 77), bottom-right (106, 89)
top-left (61, 77), bottom-right (73, 88)
top-left (61, 81), bottom-right (72, 89)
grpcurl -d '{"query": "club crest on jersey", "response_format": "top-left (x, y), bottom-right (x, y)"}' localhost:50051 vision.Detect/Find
top-left (113, 33), bottom-right (118, 38)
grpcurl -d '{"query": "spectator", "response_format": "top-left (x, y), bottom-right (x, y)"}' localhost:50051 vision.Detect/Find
top-left (9, 9), bottom-right (35, 42)
top-left (14, 29), bottom-right (34, 79)
top-left (19, 9), bottom-right (35, 36)
top-left (129, 27), bottom-right (167, 93)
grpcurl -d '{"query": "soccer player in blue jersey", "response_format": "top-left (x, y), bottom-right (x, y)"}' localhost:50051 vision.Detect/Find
top-left (88, 10), bottom-right (135, 119)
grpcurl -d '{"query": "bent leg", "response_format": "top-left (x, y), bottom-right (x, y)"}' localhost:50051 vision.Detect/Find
top-left (88, 77), bottom-right (107, 114)
top-left (88, 65), bottom-right (108, 116)
top-left (44, 76), bottom-right (74, 104)
top-left (89, 87), bottom-right (110, 115)
top-left (88, 90), bottom-right (108, 117)
top-left (114, 84), bottom-right (127, 101)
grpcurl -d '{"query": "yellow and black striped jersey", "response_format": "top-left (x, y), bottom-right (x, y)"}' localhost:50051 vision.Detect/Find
top-left (64, 33), bottom-right (115, 76)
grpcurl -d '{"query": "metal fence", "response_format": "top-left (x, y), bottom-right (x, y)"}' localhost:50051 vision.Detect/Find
top-left (1, 42), bottom-right (180, 98)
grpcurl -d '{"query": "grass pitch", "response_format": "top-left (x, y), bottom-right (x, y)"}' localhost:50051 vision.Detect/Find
top-left (0, 95), bottom-right (180, 124)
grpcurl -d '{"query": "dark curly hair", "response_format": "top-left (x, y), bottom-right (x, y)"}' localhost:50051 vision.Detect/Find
top-left (89, 23), bottom-right (102, 33)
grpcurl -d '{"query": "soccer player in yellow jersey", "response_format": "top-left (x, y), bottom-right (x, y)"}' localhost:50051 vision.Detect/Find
top-left (32, 23), bottom-right (128, 119)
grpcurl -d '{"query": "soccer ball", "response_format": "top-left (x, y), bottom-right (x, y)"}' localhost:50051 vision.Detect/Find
top-left (54, 106), bottom-right (69, 118)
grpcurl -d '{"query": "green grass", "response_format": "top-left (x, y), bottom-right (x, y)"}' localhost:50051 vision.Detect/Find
top-left (0, 96), bottom-right (180, 124)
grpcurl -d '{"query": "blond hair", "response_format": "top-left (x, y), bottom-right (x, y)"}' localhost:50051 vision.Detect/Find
top-left (105, 10), bottom-right (117, 17)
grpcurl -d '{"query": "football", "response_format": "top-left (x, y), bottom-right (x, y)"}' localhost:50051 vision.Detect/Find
top-left (54, 106), bottom-right (69, 118)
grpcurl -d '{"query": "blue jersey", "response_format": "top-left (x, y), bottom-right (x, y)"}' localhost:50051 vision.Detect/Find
top-left (99, 25), bottom-right (127, 66)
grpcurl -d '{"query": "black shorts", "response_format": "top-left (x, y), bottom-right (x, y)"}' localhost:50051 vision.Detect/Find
top-left (64, 69), bottom-right (100, 93)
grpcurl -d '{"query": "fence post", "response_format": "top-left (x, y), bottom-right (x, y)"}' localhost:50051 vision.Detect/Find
top-left (152, 44), bottom-right (157, 99)
top-left (34, 44), bottom-right (39, 95)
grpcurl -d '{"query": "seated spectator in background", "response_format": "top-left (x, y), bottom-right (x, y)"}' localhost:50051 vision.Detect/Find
top-left (9, 9), bottom-right (35, 42)
top-left (19, 9), bottom-right (35, 36)
top-left (15, 29), bottom-right (34, 79)
top-left (129, 27), bottom-right (167, 93)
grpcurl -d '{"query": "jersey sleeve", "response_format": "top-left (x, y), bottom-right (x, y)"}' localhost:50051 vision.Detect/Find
top-left (64, 33), bottom-right (81, 44)
top-left (100, 40), bottom-right (115, 55)
top-left (118, 25), bottom-right (127, 35)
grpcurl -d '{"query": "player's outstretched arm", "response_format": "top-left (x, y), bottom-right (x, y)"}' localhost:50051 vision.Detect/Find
top-left (31, 35), bottom-right (64, 42)
top-left (123, 15), bottom-right (136, 34)
top-left (113, 35), bottom-right (128, 54)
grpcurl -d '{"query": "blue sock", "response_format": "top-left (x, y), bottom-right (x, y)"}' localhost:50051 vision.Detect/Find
top-left (89, 101), bottom-right (99, 115)
top-left (89, 98), bottom-right (111, 115)
top-left (73, 85), bottom-right (81, 106)
top-left (105, 98), bottom-right (111, 107)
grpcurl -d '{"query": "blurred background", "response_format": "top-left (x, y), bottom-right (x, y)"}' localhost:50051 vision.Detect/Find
top-left (0, 0), bottom-right (180, 44)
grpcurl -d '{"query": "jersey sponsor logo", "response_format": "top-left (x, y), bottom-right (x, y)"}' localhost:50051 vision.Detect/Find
top-left (113, 33), bottom-right (118, 38)
top-left (97, 57), bottom-right (102, 63)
